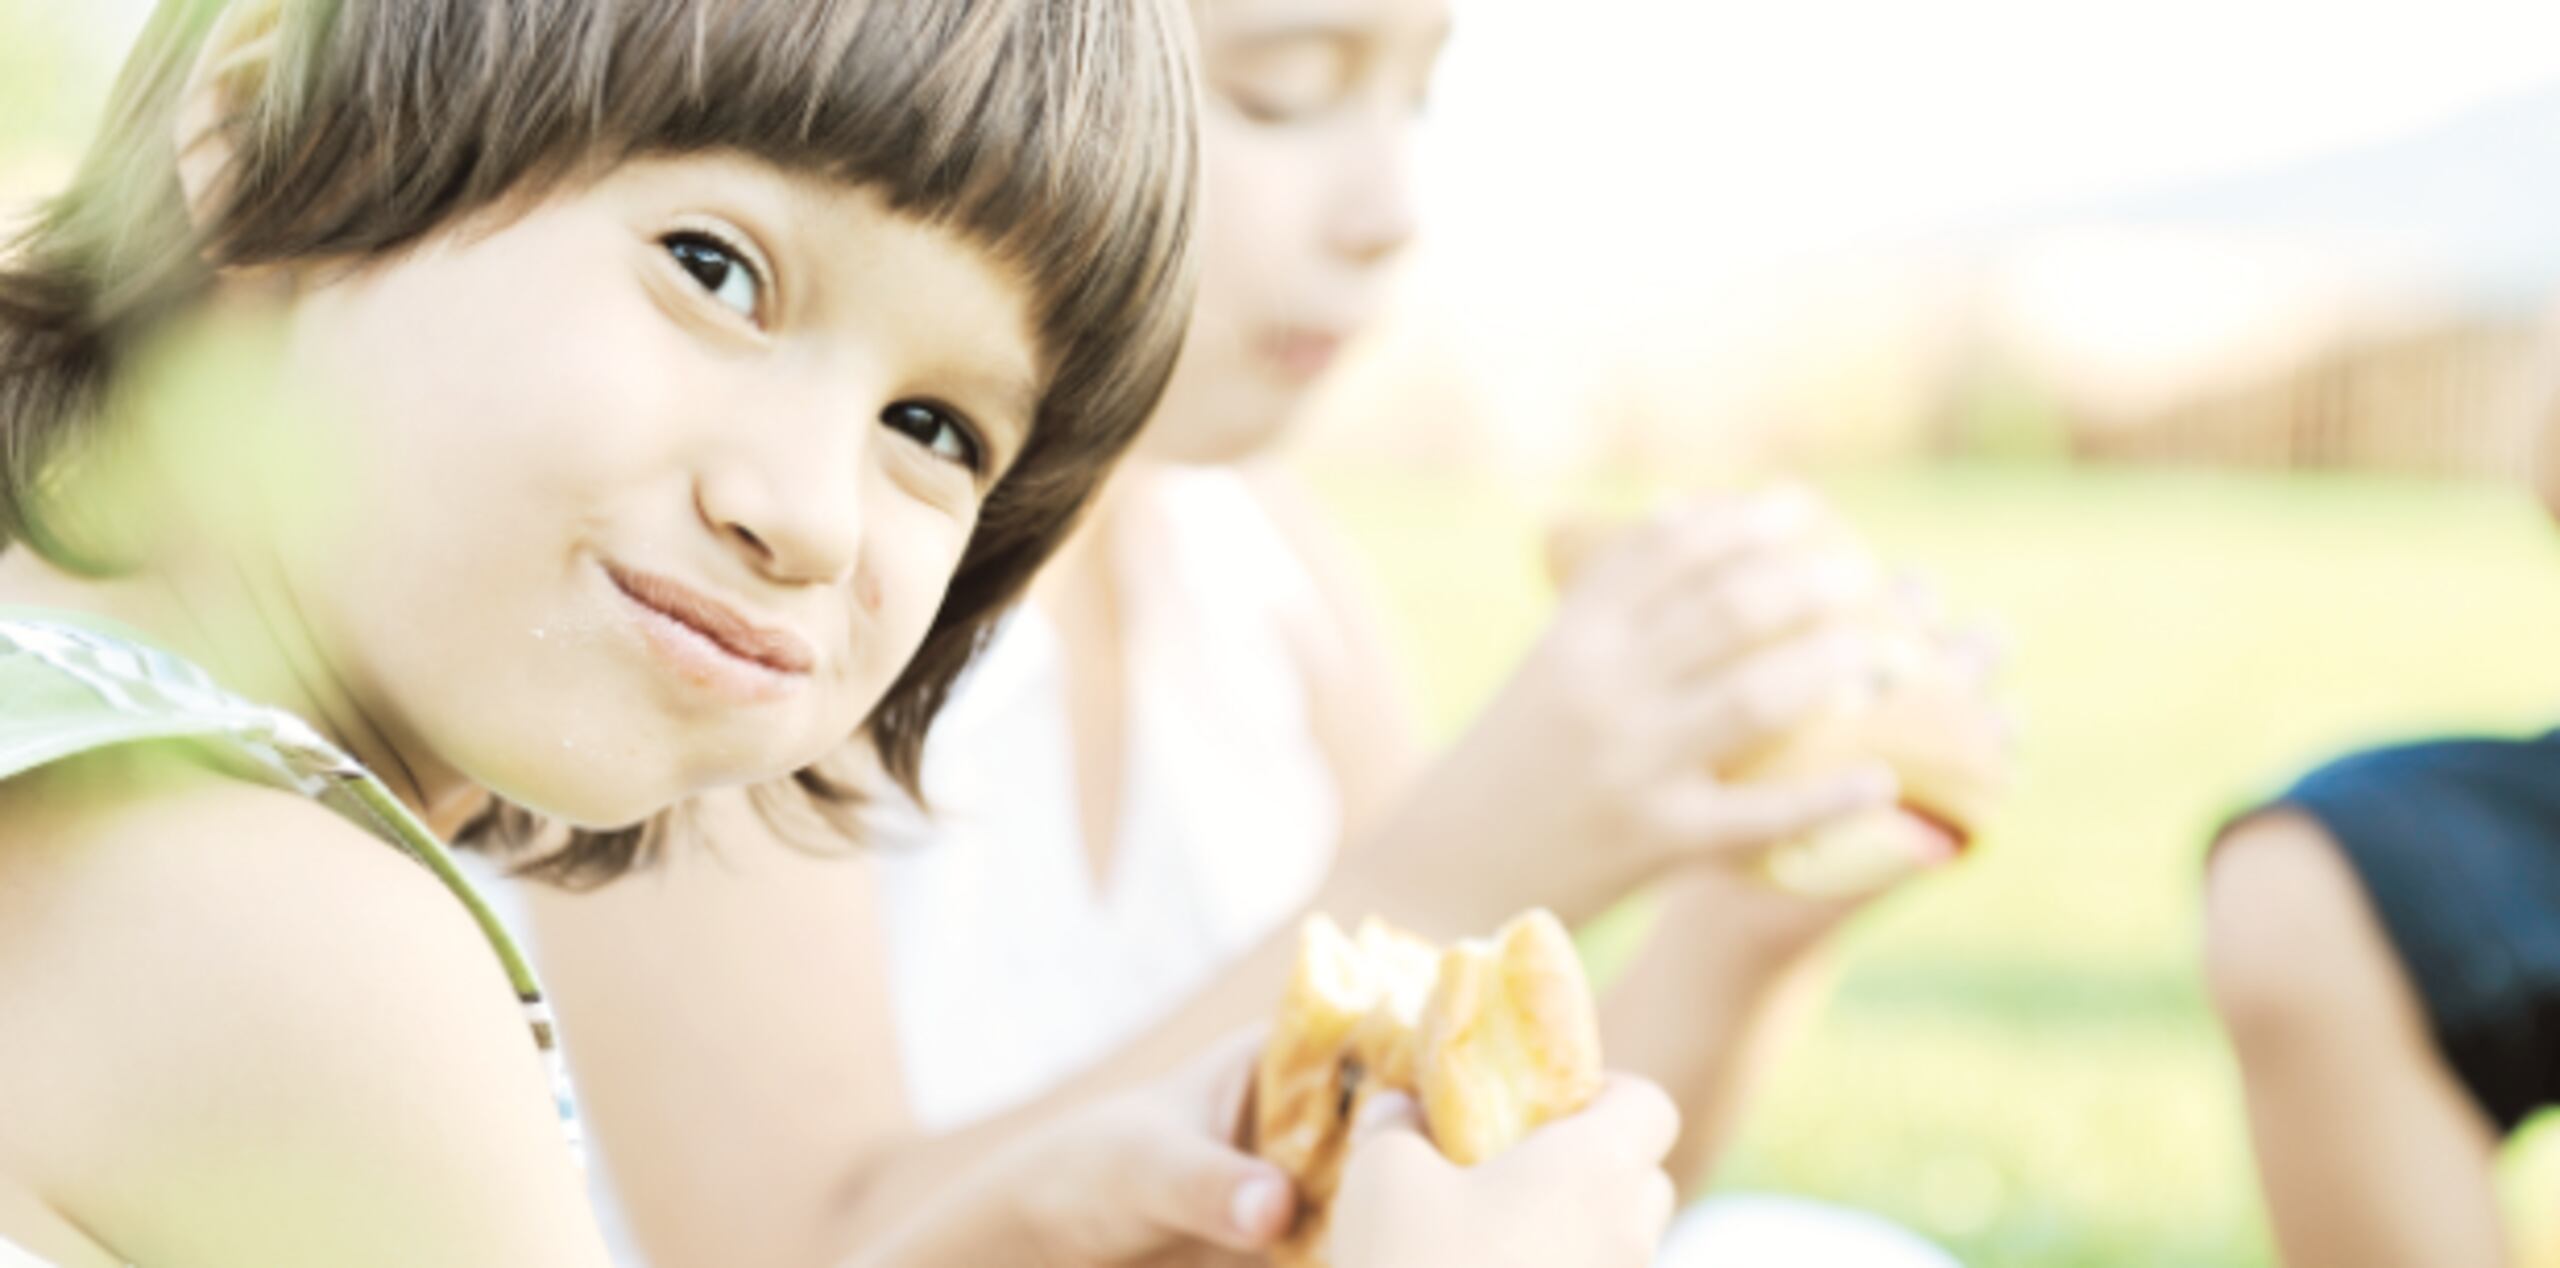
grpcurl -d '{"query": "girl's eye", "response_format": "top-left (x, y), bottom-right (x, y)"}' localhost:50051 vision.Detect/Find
top-left (881, 401), bottom-right (987, 474)
top-left (663, 231), bottom-right (764, 322)
top-left (1228, 88), bottom-right (1324, 126)
top-left (1218, 40), bottom-right (1356, 125)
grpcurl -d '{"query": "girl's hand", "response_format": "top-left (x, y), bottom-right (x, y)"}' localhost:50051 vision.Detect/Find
top-left (998, 1032), bottom-right (1297, 1267)
top-left (1328, 1077), bottom-right (1680, 1268)
top-left (1666, 575), bottom-right (2015, 964)
top-left (1361, 487), bottom-right (1900, 933)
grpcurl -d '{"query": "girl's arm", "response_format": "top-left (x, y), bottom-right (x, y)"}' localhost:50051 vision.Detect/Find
top-left (1592, 870), bottom-right (1868, 1189)
top-left (2, 760), bottom-right (609, 1268)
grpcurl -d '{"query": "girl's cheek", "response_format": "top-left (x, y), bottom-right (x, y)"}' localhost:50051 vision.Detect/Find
top-left (859, 507), bottom-right (964, 650)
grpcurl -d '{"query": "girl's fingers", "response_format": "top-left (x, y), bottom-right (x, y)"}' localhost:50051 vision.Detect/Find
top-left (1939, 621), bottom-right (2011, 688)
top-left (1886, 568), bottom-right (1948, 631)
top-left (1553, 487), bottom-right (1824, 602)
top-left (1638, 1168), bottom-right (1679, 1247)
top-left (1351, 1089), bottom-right (1426, 1141)
top-left (1172, 1026), bottom-right (1273, 1145)
top-left (1624, 488), bottom-right (1828, 609)
top-left (1112, 1111), bottom-right (1298, 1252)
top-left (1656, 626), bottom-right (1875, 769)
top-left (1634, 551), bottom-right (1878, 683)
top-left (1517, 1076), bottom-right (1682, 1167)
top-left (1340, 1091), bottom-right (1443, 1178)
top-left (1651, 765), bottom-right (1901, 864)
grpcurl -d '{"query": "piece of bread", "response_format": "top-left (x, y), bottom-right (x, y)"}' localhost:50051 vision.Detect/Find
top-left (1254, 914), bottom-right (1439, 1262)
top-left (1415, 909), bottom-right (1606, 1167)
top-left (1545, 508), bottom-right (2006, 897)
top-left (1255, 910), bottom-right (1603, 1266)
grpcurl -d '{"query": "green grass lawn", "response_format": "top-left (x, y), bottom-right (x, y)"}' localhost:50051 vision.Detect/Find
top-left (1307, 459), bottom-right (2560, 1267)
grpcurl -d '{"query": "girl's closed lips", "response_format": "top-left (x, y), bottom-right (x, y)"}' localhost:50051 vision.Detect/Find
top-left (602, 557), bottom-right (817, 700)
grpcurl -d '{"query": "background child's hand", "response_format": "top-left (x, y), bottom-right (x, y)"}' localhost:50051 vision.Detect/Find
top-left (1361, 486), bottom-right (1902, 935)
top-left (1679, 567), bottom-right (2014, 941)
top-left (1328, 1076), bottom-right (1680, 1268)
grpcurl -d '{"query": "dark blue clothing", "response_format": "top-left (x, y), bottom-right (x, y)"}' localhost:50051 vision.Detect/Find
top-left (2252, 733), bottom-right (2560, 1131)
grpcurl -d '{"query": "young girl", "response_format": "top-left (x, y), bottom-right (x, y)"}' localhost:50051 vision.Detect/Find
top-left (0, 1), bottom-right (1681, 1265)
top-left (514, 0), bottom-right (1989, 1264)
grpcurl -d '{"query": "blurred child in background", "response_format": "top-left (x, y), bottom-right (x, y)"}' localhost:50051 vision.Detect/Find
top-left (516, 0), bottom-right (1998, 1265)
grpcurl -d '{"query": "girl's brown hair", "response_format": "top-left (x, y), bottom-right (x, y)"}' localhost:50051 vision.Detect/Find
top-left (0, 0), bottom-right (1199, 881)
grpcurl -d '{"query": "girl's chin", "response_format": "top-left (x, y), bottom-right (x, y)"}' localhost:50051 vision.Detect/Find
top-left (461, 706), bottom-right (852, 831)
top-left (466, 748), bottom-right (688, 833)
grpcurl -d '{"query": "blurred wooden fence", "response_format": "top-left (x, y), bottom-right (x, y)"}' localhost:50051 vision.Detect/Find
top-left (2069, 316), bottom-right (2551, 483)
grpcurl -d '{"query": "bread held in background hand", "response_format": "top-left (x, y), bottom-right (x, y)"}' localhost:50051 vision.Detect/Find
top-left (1546, 500), bottom-right (2009, 898)
top-left (1253, 909), bottom-right (1603, 1268)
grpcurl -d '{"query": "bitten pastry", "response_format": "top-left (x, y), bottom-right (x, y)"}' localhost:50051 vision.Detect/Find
top-left (1254, 909), bottom-right (1602, 1266)
top-left (1253, 913), bottom-right (1437, 1260)
top-left (1415, 907), bottom-right (1606, 1166)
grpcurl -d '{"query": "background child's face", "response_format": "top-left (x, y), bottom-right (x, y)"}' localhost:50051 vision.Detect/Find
top-left (241, 153), bottom-right (1041, 825)
top-left (1141, 0), bottom-right (1449, 464)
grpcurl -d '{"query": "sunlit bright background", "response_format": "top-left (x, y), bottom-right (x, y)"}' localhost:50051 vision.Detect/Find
top-left (11, 3), bottom-right (2560, 1265)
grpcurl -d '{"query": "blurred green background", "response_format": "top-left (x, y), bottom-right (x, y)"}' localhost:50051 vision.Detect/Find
top-left (0, 2), bottom-right (129, 206)
top-left (1318, 461), bottom-right (2560, 1267)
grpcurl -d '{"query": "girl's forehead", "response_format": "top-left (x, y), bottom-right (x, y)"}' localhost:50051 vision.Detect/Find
top-left (1204, 0), bottom-right (1451, 40)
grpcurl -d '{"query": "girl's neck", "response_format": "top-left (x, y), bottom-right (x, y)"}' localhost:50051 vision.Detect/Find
top-left (0, 545), bottom-right (487, 837)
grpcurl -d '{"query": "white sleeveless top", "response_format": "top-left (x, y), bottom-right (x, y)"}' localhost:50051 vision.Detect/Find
top-left (870, 466), bottom-right (1344, 1131)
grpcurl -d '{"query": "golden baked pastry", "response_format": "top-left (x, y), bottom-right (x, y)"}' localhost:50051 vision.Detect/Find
top-left (1255, 909), bottom-right (1602, 1266)
top-left (1415, 908), bottom-right (1606, 1167)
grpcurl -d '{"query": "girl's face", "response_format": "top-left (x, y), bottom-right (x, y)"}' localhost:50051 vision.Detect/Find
top-left (248, 154), bottom-right (1040, 825)
top-left (1143, 0), bottom-right (1449, 463)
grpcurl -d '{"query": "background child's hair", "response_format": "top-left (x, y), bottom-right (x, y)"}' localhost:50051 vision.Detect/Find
top-left (0, 0), bottom-right (1201, 880)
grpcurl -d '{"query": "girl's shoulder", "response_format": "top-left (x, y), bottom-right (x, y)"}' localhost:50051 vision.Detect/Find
top-left (0, 750), bottom-right (597, 1265)
top-left (0, 612), bottom-right (597, 1264)
top-left (0, 747), bottom-right (530, 1065)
